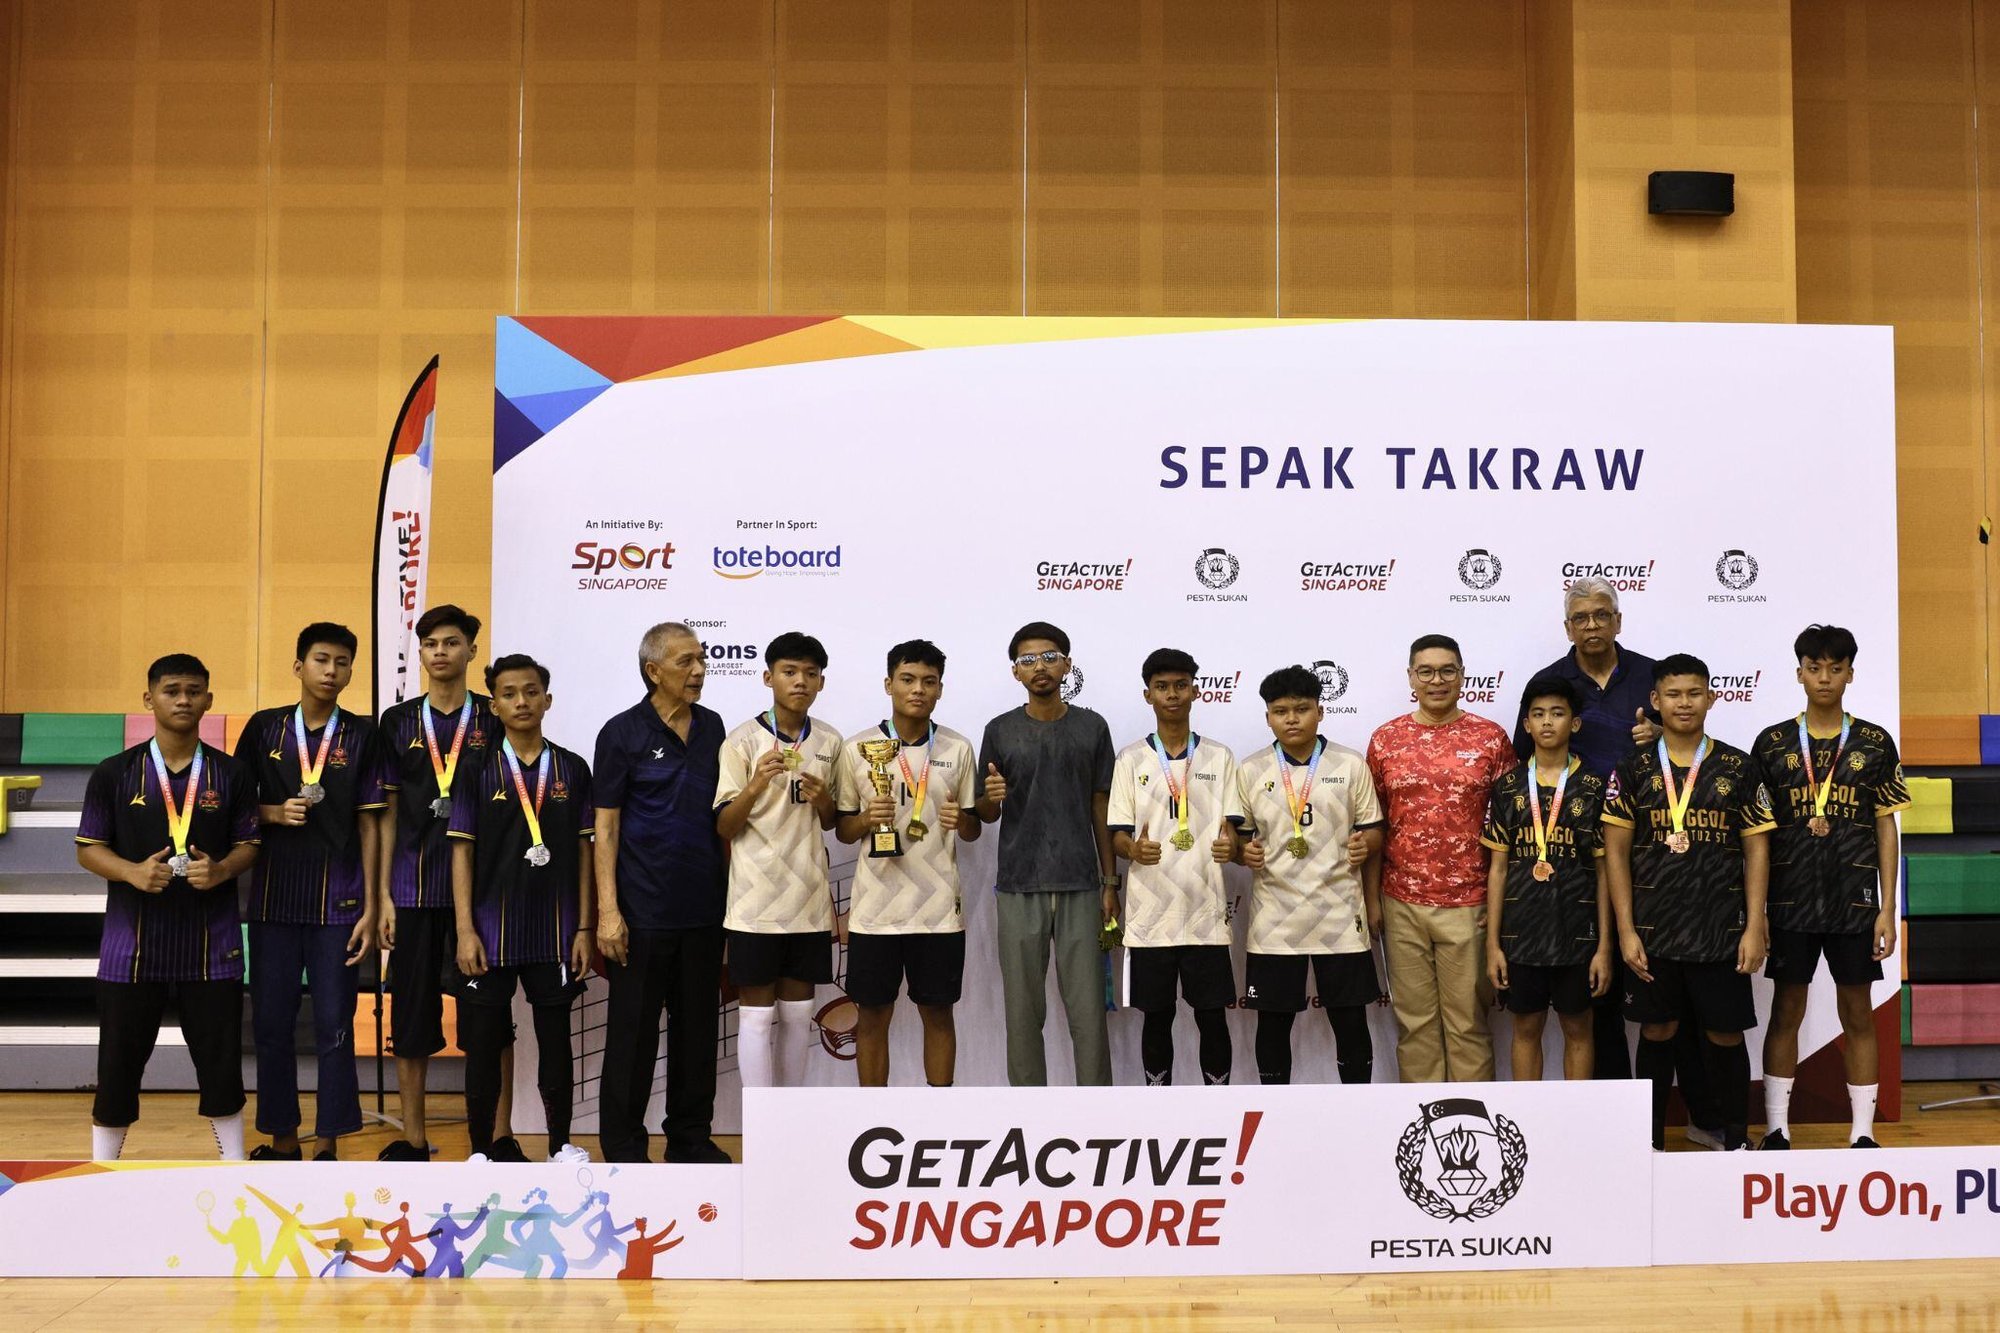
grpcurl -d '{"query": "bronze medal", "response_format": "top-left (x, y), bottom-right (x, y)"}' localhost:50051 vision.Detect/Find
top-left (1666, 830), bottom-right (1690, 854)
top-left (1170, 829), bottom-right (1195, 852)
top-left (1531, 859), bottom-right (1554, 882)
top-left (1808, 815), bottom-right (1830, 837)
top-left (905, 819), bottom-right (928, 843)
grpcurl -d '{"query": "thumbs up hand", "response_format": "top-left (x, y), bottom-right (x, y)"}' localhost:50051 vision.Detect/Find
top-left (1631, 709), bottom-right (1660, 746)
top-left (1210, 819), bottom-right (1236, 864)
top-left (983, 763), bottom-right (1006, 805)
top-left (1132, 822), bottom-right (1162, 866)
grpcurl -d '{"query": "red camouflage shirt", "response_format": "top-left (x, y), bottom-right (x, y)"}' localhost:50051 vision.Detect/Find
top-left (1366, 712), bottom-right (1518, 908)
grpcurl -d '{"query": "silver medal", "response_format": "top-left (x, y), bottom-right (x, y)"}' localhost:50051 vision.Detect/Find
top-left (168, 853), bottom-right (191, 878)
top-left (299, 782), bottom-right (325, 805)
top-left (431, 796), bottom-right (453, 818)
top-left (525, 843), bottom-right (552, 868)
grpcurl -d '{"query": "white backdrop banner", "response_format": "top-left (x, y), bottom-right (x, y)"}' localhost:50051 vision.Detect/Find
top-left (740, 1082), bottom-right (1652, 1278)
top-left (1652, 1147), bottom-right (2000, 1266)
top-left (490, 318), bottom-right (1900, 1125)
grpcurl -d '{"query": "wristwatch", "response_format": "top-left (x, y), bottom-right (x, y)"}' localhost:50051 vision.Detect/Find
top-left (1099, 874), bottom-right (1120, 888)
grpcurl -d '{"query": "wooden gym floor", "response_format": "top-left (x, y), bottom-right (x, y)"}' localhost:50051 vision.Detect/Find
top-left (4, 1085), bottom-right (1999, 1330)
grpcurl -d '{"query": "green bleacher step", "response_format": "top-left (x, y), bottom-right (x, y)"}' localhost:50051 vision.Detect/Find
top-left (19, 714), bottom-right (125, 766)
top-left (1904, 853), bottom-right (2000, 915)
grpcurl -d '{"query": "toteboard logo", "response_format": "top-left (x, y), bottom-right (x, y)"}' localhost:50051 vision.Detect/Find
top-left (573, 539), bottom-right (676, 591)
top-left (1037, 558), bottom-right (1132, 592)
top-left (1189, 548), bottom-right (1247, 603)
top-left (1299, 559), bottom-right (1395, 593)
top-left (1709, 548), bottom-right (1767, 603)
top-left (1709, 669), bottom-right (1761, 704)
top-left (1060, 666), bottom-right (1085, 702)
top-left (1451, 550), bottom-right (1509, 603)
top-left (1194, 671), bottom-right (1241, 704)
top-left (1395, 1098), bottom-right (1528, 1222)
top-left (1307, 660), bottom-right (1359, 715)
top-left (1561, 559), bottom-right (1655, 593)
top-left (713, 543), bottom-right (843, 579)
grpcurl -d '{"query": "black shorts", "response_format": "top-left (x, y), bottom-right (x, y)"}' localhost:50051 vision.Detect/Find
top-left (455, 961), bottom-right (588, 1011)
top-left (1244, 950), bottom-right (1381, 1012)
top-left (94, 978), bottom-right (244, 1127)
top-left (1622, 955), bottom-right (1757, 1033)
top-left (1766, 926), bottom-right (1883, 987)
top-left (847, 931), bottom-right (965, 1008)
top-left (1128, 944), bottom-right (1236, 1013)
top-left (1502, 961), bottom-right (1594, 1016)
top-left (725, 929), bottom-right (833, 989)
top-left (387, 906), bottom-right (451, 1059)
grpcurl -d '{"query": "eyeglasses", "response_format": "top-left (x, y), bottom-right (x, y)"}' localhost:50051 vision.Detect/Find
top-left (1410, 665), bottom-right (1462, 682)
top-left (1013, 650), bottom-right (1068, 669)
top-left (1567, 610), bottom-right (1616, 628)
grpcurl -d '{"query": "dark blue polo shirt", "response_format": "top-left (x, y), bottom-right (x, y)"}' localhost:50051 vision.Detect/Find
top-left (593, 696), bottom-right (726, 930)
top-left (1511, 644), bottom-right (1659, 779)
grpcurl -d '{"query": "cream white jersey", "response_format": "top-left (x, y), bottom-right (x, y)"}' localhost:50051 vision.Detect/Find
top-left (717, 713), bottom-right (843, 934)
top-left (1107, 734), bottom-right (1242, 948)
top-left (1235, 738), bottom-right (1382, 956)
top-left (833, 722), bottom-right (977, 935)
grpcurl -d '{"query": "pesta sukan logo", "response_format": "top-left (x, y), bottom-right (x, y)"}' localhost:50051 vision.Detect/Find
top-left (1307, 660), bottom-right (1359, 715)
top-left (713, 543), bottom-right (842, 579)
top-left (1375, 1098), bottom-right (1543, 1261)
top-left (1060, 665), bottom-right (1086, 703)
top-left (1709, 548), bottom-right (1767, 603)
top-left (573, 540), bottom-right (675, 591)
top-left (1451, 549), bottom-right (1511, 604)
top-left (1189, 548), bottom-right (1247, 603)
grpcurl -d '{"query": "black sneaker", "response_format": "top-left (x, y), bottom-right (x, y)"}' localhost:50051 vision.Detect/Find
top-left (376, 1139), bottom-right (429, 1162)
top-left (1757, 1129), bottom-right (1791, 1150)
top-left (1852, 1135), bottom-right (1881, 1148)
top-left (314, 1145), bottom-right (337, 1162)
top-left (248, 1144), bottom-right (302, 1162)
top-left (665, 1139), bottom-right (733, 1165)
top-left (488, 1136), bottom-right (530, 1163)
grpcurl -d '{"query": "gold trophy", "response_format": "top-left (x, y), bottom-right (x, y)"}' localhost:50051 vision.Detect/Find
top-left (856, 737), bottom-right (903, 858)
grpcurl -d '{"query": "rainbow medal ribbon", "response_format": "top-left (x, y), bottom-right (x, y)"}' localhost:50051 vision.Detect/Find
top-left (504, 737), bottom-right (552, 867)
top-left (1526, 756), bottom-right (1578, 882)
top-left (1275, 737), bottom-right (1325, 859)
top-left (1657, 735), bottom-right (1709, 854)
top-left (423, 696), bottom-right (475, 819)
top-left (768, 710), bottom-right (807, 771)
top-left (293, 705), bottom-right (339, 804)
top-left (1796, 712), bottom-right (1851, 837)
top-left (1151, 733), bottom-right (1198, 851)
top-left (894, 721), bottom-right (935, 842)
top-left (149, 740), bottom-right (204, 879)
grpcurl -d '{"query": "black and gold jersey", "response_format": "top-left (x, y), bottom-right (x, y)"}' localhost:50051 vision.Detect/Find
top-left (1750, 714), bottom-right (1910, 936)
top-left (1481, 761), bottom-right (1605, 968)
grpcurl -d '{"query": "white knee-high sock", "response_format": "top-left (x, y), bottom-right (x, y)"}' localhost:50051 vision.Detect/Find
top-left (91, 1124), bottom-right (128, 1161)
top-left (775, 998), bottom-right (817, 1086)
top-left (210, 1113), bottom-right (246, 1161)
top-left (737, 1004), bottom-right (776, 1088)
top-left (1849, 1083), bottom-right (1878, 1143)
top-left (1763, 1073), bottom-right (1794, 1137)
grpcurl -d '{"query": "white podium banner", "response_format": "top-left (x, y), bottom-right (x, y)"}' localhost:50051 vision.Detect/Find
top-left (0, 1160), bottom-right (741, 1279)
top-left (1652, 1147), bottom-right (2000, 1266)
top-left (740, 1082), bottom-right (1651, 1278)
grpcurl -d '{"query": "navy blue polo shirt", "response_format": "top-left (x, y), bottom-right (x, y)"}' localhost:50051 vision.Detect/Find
top-left (1511, 644), bottom-right (1659, 779)
top-left (592, 696), bottom-right (726, 930)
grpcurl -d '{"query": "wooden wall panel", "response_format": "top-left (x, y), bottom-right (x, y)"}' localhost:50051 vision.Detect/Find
top-left (1280, 0), bottom-right (1526, 319)
top-left (1794, 0), bottom-right (1985, 716)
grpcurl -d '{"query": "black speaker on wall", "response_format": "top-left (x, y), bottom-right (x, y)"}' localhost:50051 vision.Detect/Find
top-left (1648, 171), bottom-right (1734, 216)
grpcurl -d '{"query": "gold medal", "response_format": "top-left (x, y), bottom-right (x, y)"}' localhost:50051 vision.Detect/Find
top-left (782, 748), bottom-right (803, 771)
top-left (1808, 815), bottom-right (1830, 837)
top-left (1286, 835), bottom-right (1309, 859)
top-left (1666, 830), bottom-right (1691, 854)
top-left (905, 819), bottom-right (928, 842)
top-left (1170, 829), bottom-right (1195, 852)
top-left (1531, 859), bottom-right (1554, 882)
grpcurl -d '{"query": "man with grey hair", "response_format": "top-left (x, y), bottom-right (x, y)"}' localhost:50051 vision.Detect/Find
top-left (593, 621), bottom-right (730, 1164)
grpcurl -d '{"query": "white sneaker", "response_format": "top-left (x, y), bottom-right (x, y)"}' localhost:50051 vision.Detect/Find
top-left (1683, 1124), bottom-right (1725, 1151)
top-left (550, 1143), bottom-right (592, 1164)
top-left (467, 1152), bottom-right (491, 1163)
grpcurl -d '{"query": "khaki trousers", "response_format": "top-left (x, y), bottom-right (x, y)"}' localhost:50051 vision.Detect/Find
top-left (1383, 895), bottom-right (1495, 1082)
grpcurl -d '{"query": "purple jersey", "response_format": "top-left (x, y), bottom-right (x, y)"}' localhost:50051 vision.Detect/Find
top-left (379, 692), bottom-right (499, 909)
top-left (448, 740), bottom-right (594, 967)
top-left (234, 705), bottom-right (389, 926)
top-left (77, 742), bottom-right (259, 982)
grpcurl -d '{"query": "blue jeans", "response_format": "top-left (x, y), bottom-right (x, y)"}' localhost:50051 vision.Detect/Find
top-left (248, 921), bottom-right (361, 1141)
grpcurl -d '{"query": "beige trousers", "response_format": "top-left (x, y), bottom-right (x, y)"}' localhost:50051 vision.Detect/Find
top-left (1383, 895), bottom-right (1495, 1082)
